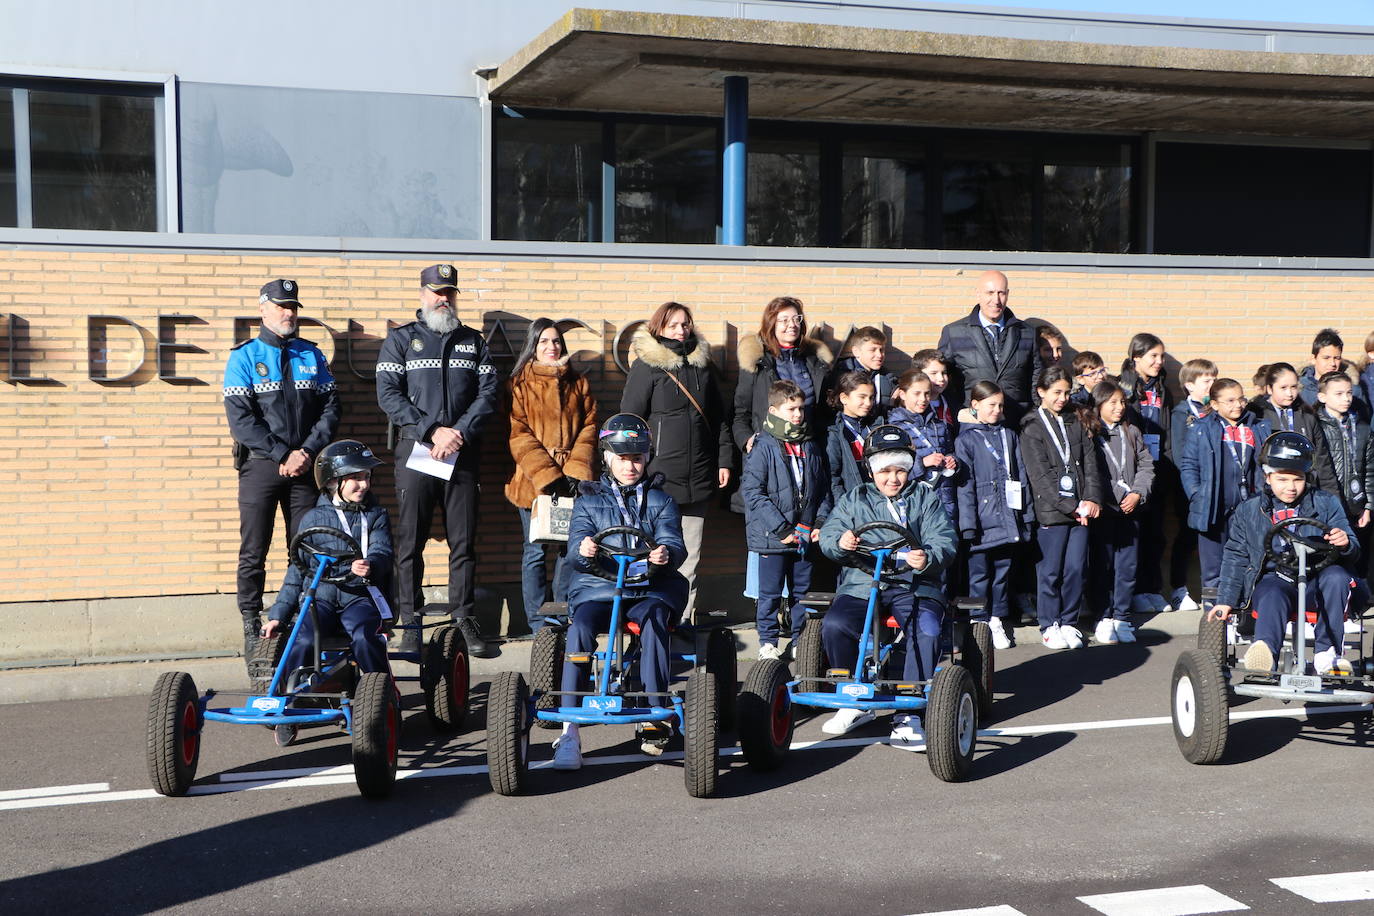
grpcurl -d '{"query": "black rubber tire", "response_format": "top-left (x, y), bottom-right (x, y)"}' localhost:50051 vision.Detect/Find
top-left (352, 672), bottom-right (400, 799)
top-left (926, 664), bottom-right (978, 782)
top-left (147, 671), bottom-right (201, 797)
top-left (684, 668), bottom-right (720, 798)
top-left (794, 618), bottom-right (829, 693)
top-left (962, 621), bottom-right (996, 721)
top-left (1172, 648), bottom-right (1229, 765)
top-left (737, 658), bottom-right (794, 771)
top-left (488, 671), bottom-right (531, 796)
top-left (246, 632), bottom-right (285, 695)
top-left (529, 625), bottom-right (566, 730)
top-left (705, 626), bottom-right (738, 732)
top-left (1197, 613), bottom-right (1226, 667)
top-left (423, 625), bottom-right (470, 732)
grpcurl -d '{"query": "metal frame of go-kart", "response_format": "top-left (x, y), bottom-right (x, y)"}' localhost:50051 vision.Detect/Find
top-left (1171, 514), bottom-right (1374, 765)
top-left (486, 525), bottom-right (733, 799)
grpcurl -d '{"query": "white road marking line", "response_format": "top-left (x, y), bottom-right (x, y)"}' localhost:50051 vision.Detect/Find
top-left (1078, 884), bottom-right (1247, 916)
top-left (1271, 869), bottom-right (1374, 902)
top-left (0, 782), bottom-right (109, 801)
top-left (0, 789), bottom-right (160, 811)
top-left (903, 906), bottom-right (1027, 916)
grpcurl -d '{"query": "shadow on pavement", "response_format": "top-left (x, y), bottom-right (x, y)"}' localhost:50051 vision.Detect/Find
top-left (968, 731), bottom-right (1075, 781)
top-left (989, 631), bottom-right (1164, 722)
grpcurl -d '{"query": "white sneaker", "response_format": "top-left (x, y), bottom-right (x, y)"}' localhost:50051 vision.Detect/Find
top-left (821, 707), bottom-right (875, 735)
top-left (1315, 647), bottom-right (1354, 676)
top-left (888, 713), bottom-right (925, 751)
top-left (1131, 594), bottom-right (1157, 614)
top-left (1344, 618), bottom-right (1363, 635)
top-left (1041, 624), bottom-right (1067, 650)
top-left (1094, 618), bottom-right (1119, 645)
top-left (1170, 587), bottom-right (1200, 612)
top-left (552, 731), bottom-right (582, 770)
top-left (1114, 619), bottom-right (1138, 644)
top-left (757, 643), bottom-right (784, 661)
top-left (1061, 625), bottom-right (1085, 649)
top-left (988, 617), bottom-right (1012, 650)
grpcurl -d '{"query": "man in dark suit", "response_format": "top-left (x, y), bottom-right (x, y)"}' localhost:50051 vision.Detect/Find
top-left (936, 270), bottom-right (1039, 423)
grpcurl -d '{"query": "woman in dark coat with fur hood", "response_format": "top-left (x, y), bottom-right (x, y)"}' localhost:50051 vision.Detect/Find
top-left (732, 295), bottom-right (834, 454)
top-left (621, 302), bottom-right (735, 615)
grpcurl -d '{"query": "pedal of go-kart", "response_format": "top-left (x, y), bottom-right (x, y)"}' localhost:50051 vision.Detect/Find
top-left (826, 667), bottom-right (851, 677)
top-left (955, 596), bottom-right (983, 614)
top-left (566, 652), bottom-right (593, 664)
top-left (801, 591), bottom-right (835, 613)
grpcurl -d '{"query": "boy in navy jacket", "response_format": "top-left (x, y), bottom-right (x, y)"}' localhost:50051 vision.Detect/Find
top-left (1206, 432), bottom-right (1357, 675)
top-left (743, 381), bottom-right (829, 660)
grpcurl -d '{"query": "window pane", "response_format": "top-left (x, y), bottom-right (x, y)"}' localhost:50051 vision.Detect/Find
top-left (495, 116), bottom-right (601, 242)
top-left (0, 91), bottom-right (14, 227)
top-left (942, 139), bottom-right (1033, 251)
top-left (748, 134), bottom-right (819, 247)
top-left (615, 121), bottom-right (716, 244)
top-left (29, 90), bottom-right (157, 231)
top-left (1043, 140), bottom-right (1132, 253)
top-left (841, 139), bottom-right (926, 248)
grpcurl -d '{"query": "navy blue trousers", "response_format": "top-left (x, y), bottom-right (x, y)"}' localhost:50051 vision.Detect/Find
top-left (283, 596), bottom-right (389, 675)
top-left (822, 590), bottom-right (944, 683)
top-left (1036, 523), bottom-right (1087, 630)
top-left (755, 551), bottom-right (813, 645)
top-left (967, 544), bottom-right (1015, 621)
top-left (1091, 512), bottom-right (1139, 621)
top-left (1197, 523), bottom-right (1226, 596)
top-left (1251, 566), bottom-right (1351, 659)
top-left (561, 598), bottom-right (674, 708)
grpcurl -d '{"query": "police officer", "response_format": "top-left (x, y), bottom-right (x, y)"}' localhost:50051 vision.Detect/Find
top-left (376, 264), bottom-right (499, 657)
top-left (223, 279), bottom-right (341, 662)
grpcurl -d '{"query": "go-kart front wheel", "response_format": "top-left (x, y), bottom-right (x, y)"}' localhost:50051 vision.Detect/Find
top-left (423, 624), bottom-right (470, 732)
top-left (147, 671), bottom-right (201, 796)
top-left (961, 620), bottom-right (996, 721)
top-left (529, 625), bottom-right (566, 730)
top-left (737, 658), bottom-right (793, 771)
top-left (793, 619), bottom-right (829, 693)
top-left (1172, 649), bottom-right (1229, 765)
top-left (684, 668), bottom-right (720, 798)
top-left (488, 671), bottom-right (530, 796)
top-left (705, 626), bottom-right (737, 732)
top-left (926, 664), bottom-right (978, 782)
top-left (1196, 613), bottom-right (1226, 667)
top-left (352, 672), bottom-right (400, 799)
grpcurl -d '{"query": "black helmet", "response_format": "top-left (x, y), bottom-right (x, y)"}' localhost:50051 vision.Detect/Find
top-left (313, 439), bottom-right (385, 491)
top-left (864, 424), bottom-right (915, 458)
top-left (599, 413), bottom-right (653, 457)
top-left (1259, 431), bottom-right (1314, 475)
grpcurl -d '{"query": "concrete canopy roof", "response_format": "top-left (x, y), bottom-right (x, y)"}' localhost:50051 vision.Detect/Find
top-left (487, 8), bottom-right (1374, 139)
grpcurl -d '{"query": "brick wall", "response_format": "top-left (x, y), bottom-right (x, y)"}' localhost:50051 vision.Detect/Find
top-left (3, 245), bottom-right (1371, 603)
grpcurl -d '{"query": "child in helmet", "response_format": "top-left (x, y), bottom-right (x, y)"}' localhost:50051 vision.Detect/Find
top-left (554, 413), bottom-right (689, 770)
top-left (1206, 432), bottom-right (1357, 676)
top-left (818, 424), bottom-right (957, 748)
top-left (261, 440), bottom-right (393, 681)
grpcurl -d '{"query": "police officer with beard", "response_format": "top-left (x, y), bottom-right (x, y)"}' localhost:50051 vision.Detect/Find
top-left (223, 279), bottom-right (341, 662)
top-left (376, 264), bottom-right (499, 657)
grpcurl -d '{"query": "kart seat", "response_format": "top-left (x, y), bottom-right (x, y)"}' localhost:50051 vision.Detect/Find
top-left (625, 620), bottom-right (675, 637)
top-left (1250, 609), bottom-right (1319, 624)
top-left (885, 616), bottom-right (901, 629)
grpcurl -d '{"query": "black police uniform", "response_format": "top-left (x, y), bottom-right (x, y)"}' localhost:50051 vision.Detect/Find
top-left (375, 265), bottom-right (499, 654)
top-left (223, 279), bottom-right (342, 630)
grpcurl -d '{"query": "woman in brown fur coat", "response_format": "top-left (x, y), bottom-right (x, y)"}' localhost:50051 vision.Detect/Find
top-left (507, 318), bottom-right (598, 632)
top-left (621, 302), bottom-right (735, 616)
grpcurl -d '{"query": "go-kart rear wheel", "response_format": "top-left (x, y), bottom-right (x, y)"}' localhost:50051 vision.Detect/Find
top-left (1197, 613), bottom-right (1226, 667)
top-left (352, 672), bottom-right (400, 799)
top-left (1172, 648), bottom-right (1229, 765)
top-left (147, 671), bottom-right (201, 797)
top-left (793, 619), bottom-right (829, 693)
top-left (423, 625), bottom-right (470, 732)
top-left (962, 620), bottom-right (996, 721)
top-left (529, 625), bottom-right (565, 730)
top-left (488, 671), bottom-right (530, 796)
top-left (684, 668), bottom-right (720, 798)
top-left (737, 658), bottom-right (793, 771)
top-left (926, 664), bottom-right (978, 782)
top-left (706, 626), bottom-right (737, 732)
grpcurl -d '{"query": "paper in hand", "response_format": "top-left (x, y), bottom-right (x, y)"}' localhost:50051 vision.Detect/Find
top-left (405, 440), bottom-right (457, 481)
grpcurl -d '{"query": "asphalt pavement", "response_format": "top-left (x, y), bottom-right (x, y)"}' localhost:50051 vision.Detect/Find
top-left (1, 611), bottom-right (1373, 915)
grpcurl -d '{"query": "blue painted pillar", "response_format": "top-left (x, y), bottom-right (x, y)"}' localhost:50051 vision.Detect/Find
top-left (722, 75), bottom-right (748, 246)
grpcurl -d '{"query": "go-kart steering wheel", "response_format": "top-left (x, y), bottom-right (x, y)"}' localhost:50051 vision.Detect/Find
top-left (289, 526), bottom-right (362, 585)
top-left (1267, 515), bottom-right (1342, 576)
top-left (850, 520), bottom-right (920, 569)
top-left (587, 525), bottom-right (659, 585)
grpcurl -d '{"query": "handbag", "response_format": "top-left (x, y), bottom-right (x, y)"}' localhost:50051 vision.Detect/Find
top-left (663, 369), bottom-right (707, 420)
top-left (529, 493), bottom-right (575, 544)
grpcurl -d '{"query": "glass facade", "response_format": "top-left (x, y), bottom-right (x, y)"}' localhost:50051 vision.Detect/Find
top-left (748, 131), bottom-right (820, 247)
top-left (840, 138), bottom-right (927, 249)
top-left (495, 116), bottom-right (602, 242)
top-left (615, 121), bottom-right (716, 244)
top-left (0, 92), bottom-right (14, 227)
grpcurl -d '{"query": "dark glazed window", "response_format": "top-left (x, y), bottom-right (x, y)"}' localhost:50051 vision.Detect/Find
top-left (0, 91), bottom-right (14, 227)
top-left (1042, 139), bottom-right (1132, 254)
top-left (615, 121), bottom-right (716, 244)
top-left (495, 117), bottom-right (602, 242)
top-left (748, 133), bottom-right (820, 247)
top-left (942, 138), bottom-right (1034, 251)
top-left (840, 138), bottom-right (927, 249)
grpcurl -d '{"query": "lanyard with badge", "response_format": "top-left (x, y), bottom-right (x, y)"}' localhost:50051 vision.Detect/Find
top-left (1277, 407), bottom-right (1295, 432)
top-left (610, 482), bottom-right (650, 579)
top-left (1099, 425), bottom-right (1132, 501)
top-left (1039, 408), bottom-right (1076, 497)
top-left (1221, 425), bottom-right (1254, 499)
top-left (884, 496), bottom-right (913, 569)
top-left (332, 507), bottom-right (393, 620)
top-left (782, 443), bottom-right (805, 501)
top-left (980, 426), bottom-right (1023, 510)
top-left (1342, 416), bottom-right (1363, 499)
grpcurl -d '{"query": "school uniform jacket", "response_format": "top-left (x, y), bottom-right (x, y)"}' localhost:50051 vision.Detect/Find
top-left (1300, 363), bottom-right (1369, 418)
top-left (954, 423), bottom-right (1034, 551)
top-left (267, 494), bottom-right (393, 621)
top-left (890, 406), bottom-right (956, 519)
top-left (741, 432), bottom-right (829, 554)
top-left (819, 479), bottom-right (956, 602)
top-left (1019, 409), bottom-right (1106, 527)
top-left (1215, 487), bottom-right (1356, 609)
top-left (1169, 399), bottom-right (1209, 472)
top-left (1314, 408), bottom-right (1374, 520)
top-left (1250, 396), bottom-right (1341, 496)
top-left (1120, 368), bottom-right (1173, 465)
top-left (1093, 421), bottom-right (1155, 512)
top-left (1179, 411), bottom-right (1274, 532)
top-left (564, 473), bottom-right (689, 610)
top-left (825, 413), bottom-right (870, 515)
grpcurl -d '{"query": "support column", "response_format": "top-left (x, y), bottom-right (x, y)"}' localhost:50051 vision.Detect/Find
top-left (722, 75), bottom-right (748, 246)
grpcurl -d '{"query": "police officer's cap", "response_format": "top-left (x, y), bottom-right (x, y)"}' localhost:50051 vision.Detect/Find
top-left (421, 264), bottom-right (459, 291)
top-left (599, 413), bottom-right (653, 457)
top-left (1259, 431), bottom-right (1314, 475)
top-left (864, 424), bottom-right (915, 458)
top-left (314, 439), bottom-right (385, 491)
top-left (259, 279), bottom-right (301, 307)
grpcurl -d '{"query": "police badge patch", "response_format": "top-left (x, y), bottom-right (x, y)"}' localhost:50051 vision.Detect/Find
top-left (255, 362), bottom-right (269, 377)
top-left (411, 338), bottom-right (424, 352)
top-left (439, 265), bottom-right (452, 278)
top-left (283, 280), bottom-right (295, 291)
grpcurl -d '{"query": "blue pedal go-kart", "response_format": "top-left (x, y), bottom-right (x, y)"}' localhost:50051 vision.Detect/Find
top-left (487, 526), bottom-right (736, 799)
top-left (146, 525), bottom-right (470, 799)
top-left (737, 520), bottom-right (983, 782)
